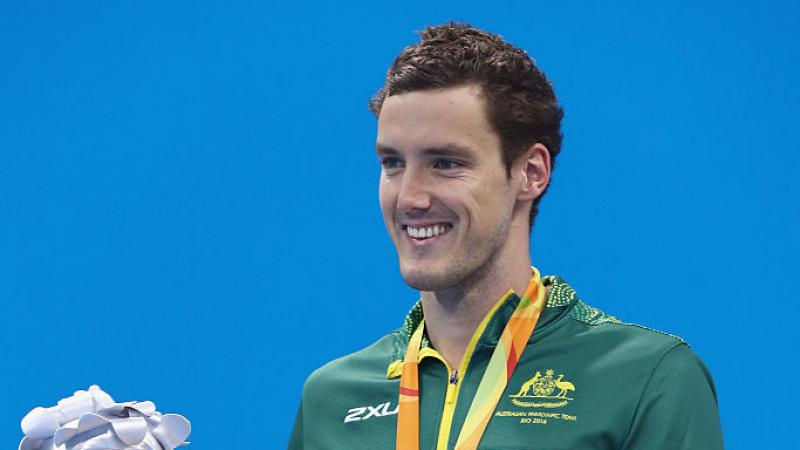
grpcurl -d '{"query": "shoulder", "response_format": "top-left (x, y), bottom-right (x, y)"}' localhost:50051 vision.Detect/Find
top-left (559, 299), bottom-right (718, 407)
top-left (559, 297), bottom-right (718, 401)
top-left (303, 330), bottom-right (400, 394)
top-left (618, 330), bottom-right (722, 448)
top-left (543, 296), bottom-right (716, 399)
top-left (562, 299), bottom-right (689, 361)
top-left (543, 276), bottom-right (686, 359)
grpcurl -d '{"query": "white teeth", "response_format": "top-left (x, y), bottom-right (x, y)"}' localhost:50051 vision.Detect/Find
top-left (406, 224), bottom-right (448, 239)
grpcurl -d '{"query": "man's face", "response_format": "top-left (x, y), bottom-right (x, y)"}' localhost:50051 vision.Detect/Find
top-left (376, 84), bottom-right (522, 292)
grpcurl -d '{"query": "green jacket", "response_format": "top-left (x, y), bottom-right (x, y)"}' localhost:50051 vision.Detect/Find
top-left (289, 276), bottom-right (723, 449)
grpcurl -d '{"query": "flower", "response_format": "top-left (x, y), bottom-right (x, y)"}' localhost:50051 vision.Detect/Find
top-left (19, 385), bottom-right (191, 450)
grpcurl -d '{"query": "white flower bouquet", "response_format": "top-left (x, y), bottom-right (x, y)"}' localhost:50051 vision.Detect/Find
top-left (19, 385), bottom-right (191, 450)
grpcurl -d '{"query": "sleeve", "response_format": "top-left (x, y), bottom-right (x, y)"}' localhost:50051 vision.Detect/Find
top-left (287, 402), bottom-right (303, 450)
top-left (621, 343), bottom-right (724, 450)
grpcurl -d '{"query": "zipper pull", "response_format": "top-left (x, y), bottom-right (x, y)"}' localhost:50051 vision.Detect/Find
top-left (449, 370), bottom-right (459, 385)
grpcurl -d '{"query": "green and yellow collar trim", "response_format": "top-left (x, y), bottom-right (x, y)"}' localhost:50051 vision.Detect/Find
top-left (386, 274), bottom-right (587, 379)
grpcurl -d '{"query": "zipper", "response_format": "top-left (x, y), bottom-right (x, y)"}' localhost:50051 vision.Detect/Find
top-left (444, 370), bottom-right (459, 405)
top-left (442, 368), bottom-right (457, 406)
top-left (449, 370), bottom-right (459, 385)
top-left (434, 289), bottom-right (515, 450)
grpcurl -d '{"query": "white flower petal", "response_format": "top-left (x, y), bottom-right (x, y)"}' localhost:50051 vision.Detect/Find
top-left (52, 428), bottom-right (77, 447)
top-left (129, 401), bottom-right (157, 416)
top-left (110, 417), bottom-right (148, 445)
top-left (152, 414), bottom-right (191, 449)
top-left (18, 436), bottom-right (37, 450)
top-left (21, 407), bottom-right (59, 439)
top-left (75, 414), bottom-right (108, 433)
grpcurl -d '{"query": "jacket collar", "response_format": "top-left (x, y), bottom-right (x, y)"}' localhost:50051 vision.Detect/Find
top-left (387, 274), bottom-right (579, 378)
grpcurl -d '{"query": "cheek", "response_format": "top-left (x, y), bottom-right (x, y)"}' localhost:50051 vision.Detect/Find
top-left (469, 179), bottom-right (514, 223)
top-left (378, 181), bottom-right (396, 216)
top-left (436, 187), bottom-right (483, 226)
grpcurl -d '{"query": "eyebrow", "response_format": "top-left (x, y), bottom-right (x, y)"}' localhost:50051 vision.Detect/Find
top-left (375, 143), bottom-right (477, 157)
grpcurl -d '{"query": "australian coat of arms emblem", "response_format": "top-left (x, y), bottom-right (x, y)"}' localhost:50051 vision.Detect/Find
top-left (510, 369), bottom-right (576, 408)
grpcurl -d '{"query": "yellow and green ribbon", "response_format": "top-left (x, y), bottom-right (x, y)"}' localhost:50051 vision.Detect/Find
top-left (396, 267), bottom-right (546, 450)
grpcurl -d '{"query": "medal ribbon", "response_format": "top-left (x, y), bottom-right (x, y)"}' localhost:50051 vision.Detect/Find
top-left (396, 268), bottom-right (546, 450)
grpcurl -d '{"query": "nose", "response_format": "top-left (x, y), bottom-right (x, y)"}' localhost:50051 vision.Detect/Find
top-left (396, 166), bottom-right (432, 212)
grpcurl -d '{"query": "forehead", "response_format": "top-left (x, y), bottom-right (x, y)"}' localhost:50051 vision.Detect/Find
top-left (376, 84), bottom-right (501, 154)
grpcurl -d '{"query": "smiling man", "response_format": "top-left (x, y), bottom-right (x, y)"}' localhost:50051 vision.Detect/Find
top-left (289, 23), bottom-right (723, 450)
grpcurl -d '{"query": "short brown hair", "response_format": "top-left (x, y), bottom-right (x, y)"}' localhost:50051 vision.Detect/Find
top-left (369, 22), bottom-right (564, 229)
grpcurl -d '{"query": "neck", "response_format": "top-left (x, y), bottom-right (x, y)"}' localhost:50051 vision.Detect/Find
top-left (420, 255), bottom-right (532, 370)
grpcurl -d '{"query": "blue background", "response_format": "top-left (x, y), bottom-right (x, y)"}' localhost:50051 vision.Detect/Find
top-left (2, 1), bottom-right (798, 448)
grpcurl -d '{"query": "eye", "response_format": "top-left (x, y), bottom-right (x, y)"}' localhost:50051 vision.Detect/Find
top-left (381, 157), bottom-right (404, 170)
top-left (433, 159), bottom-right (462, 170)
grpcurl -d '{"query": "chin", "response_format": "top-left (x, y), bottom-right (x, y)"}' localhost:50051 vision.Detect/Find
top-left (400, 263), bottom-right (460, 292)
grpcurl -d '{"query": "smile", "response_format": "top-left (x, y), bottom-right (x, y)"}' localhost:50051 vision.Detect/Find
top-left (403, 223), bottom-right (452, 240)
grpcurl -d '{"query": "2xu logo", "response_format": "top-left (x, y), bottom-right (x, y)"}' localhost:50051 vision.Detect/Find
top-left (344, 402), bottom-right (399, 423)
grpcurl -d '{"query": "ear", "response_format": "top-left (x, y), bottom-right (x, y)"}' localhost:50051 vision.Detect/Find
top-left (513, 143), bottom-right (552, 203)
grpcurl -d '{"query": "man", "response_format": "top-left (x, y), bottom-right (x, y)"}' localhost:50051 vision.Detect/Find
top-left (289, 22), bottom-right (723, 450)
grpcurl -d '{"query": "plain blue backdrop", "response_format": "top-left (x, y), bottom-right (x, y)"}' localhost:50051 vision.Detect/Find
top-left (2, 1), bottom-right (798, 448)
